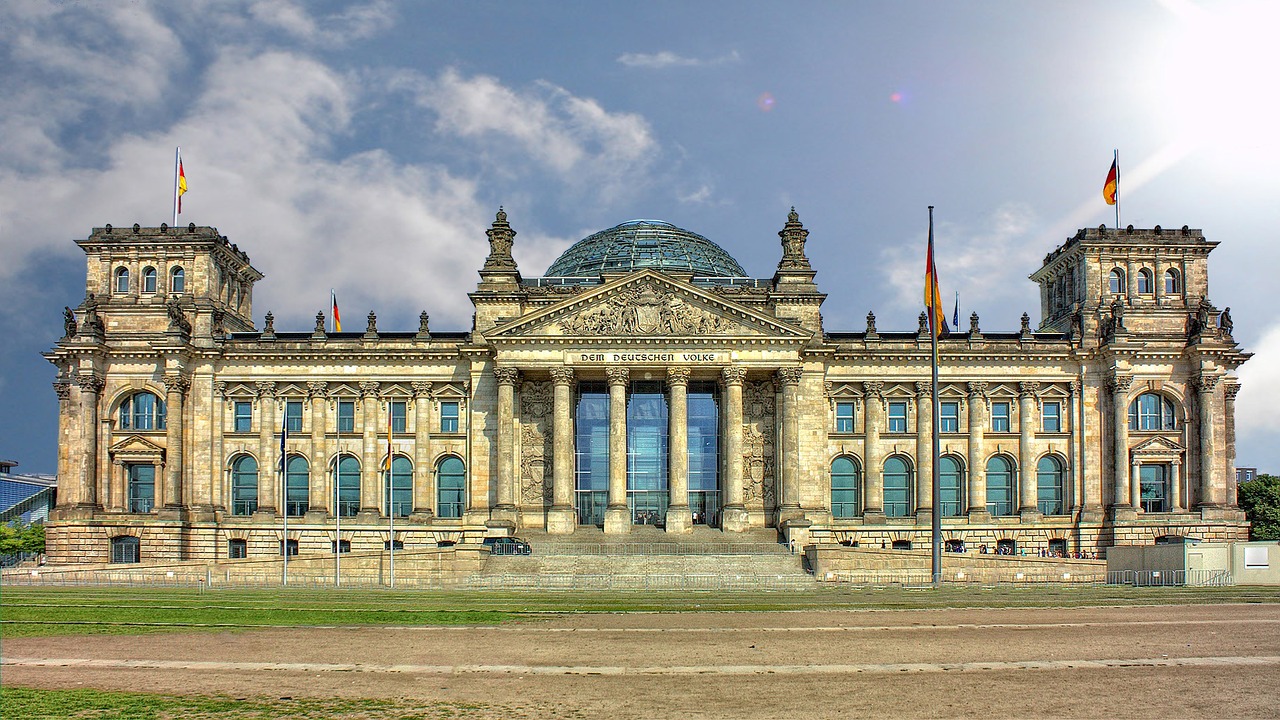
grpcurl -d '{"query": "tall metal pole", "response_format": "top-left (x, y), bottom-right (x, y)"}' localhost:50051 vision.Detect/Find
top-left (387, 400), bottom-right (395, 589)
top-left (929, 207), bottom-right (943, 588)
top-left (334, 432), bottom-right (341, 588)
top-left (172, 147), bottom-right (181, 227)
top-left (1114, 149), bottom-right (1121, 231)
top-left (281, 423), bottom-right (288, 588)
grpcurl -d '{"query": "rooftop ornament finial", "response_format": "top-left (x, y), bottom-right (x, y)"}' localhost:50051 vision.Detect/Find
top-left (777, 206), bottom-right (811, 271)
top-left (483, 206), bottom-right (517, 271)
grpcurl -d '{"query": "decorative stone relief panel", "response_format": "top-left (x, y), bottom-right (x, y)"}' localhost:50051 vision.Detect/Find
top-left (518, 380), bottom-right (553, 505)
top-left (742, 379), bottom-right (777, 510)
top-left (560, 281), bottom-right (742, 336)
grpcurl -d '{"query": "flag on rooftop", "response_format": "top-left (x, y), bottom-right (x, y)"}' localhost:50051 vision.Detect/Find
top-left (1103, 157), bottom-right (1118, 206)
top-left (331, 290), bottom-right (343, 332)
top-left (924, 215), bottom-right (949, 337)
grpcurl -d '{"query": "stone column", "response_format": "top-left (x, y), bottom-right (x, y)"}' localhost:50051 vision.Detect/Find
top-left (665, 366), bottom-right (692, 533)
top-left (1196, 373), bottom-right (1223, 508)
top-left (256, 381), bottom-right (278, 516)
top-left (306, 382), bottom-right (328, 518)
top-left (160, 372), bottom-right (190, 516)
top-left (547, 367), bottom-right (577, 534)
top-left (357, 381), bottom-right (381, 519)
top-left (74, 375), bottom-right (104, 512)
top-left (493, 367), bottom-right (520, 524)
top-left (914, 381), bottom-right (933, 521)
top-left (863, 381), bottom-right (885, 521)
top-left (1131, 459), bottom-right (1143, 510)
top-left (1224, 382), bottom-right (1240, 509)
top-left (966, 382), bottom-right (988, 518)
top-left (1171, 461), bottom-right (1183, 512)
top-left (1018, 382), bottom-right (1040, 517)
top-left (411, 381), bottom-right (434, 519)
top-left (721, 366), bottom-right (749, 532)
top-left (776, 367), bottom-right (804, 525)
top-left (1109, 373), bottom-right (1133, 514)
top-left (604, 367), bottom-right (631, 534)
top-left (210, 381), bottom-right (227, 511)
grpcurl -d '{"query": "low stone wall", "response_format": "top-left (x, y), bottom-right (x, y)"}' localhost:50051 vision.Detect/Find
top-left (808, 544), bottom-right (1106, 584)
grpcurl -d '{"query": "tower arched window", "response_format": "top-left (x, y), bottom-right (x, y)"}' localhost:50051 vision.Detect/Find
top-left (1108, 268), bottom-right (1125, 294)
top-left (385, 455), bottom-right (412, 517)
top-left (119, 392), bottom-right (166, 431)
top-left (142, 266), bottom-right (157, 293)
top-left (883, 456), bottom-right (913, 518)
top-left (1036, 456), bottom-right (1065, 516)
top-left (436, 456), bottom-right (465, 519)
top-left (170, 266), bottom-right (185, 294)
top-left (1137, 268), bottom-right (1153, 294)
top-left (939, 455), bottom-right (964, 517)
top-left (331, 454), bottom-right (360, 517)
top-left (1164, 269), bottom-right (1180, 294)
top-left (985, 455), bottom-right (1016, 516)
top-left (231, 455), bottom-right (258, 516)
top-left (830, 456), bottom-right (860, 519)
top-left (114, 266), bottom-right (130, 294)
top-left (285, 455), bottom-right (309, 517)
top-left (1129, 393), bottom-right (1176, 431)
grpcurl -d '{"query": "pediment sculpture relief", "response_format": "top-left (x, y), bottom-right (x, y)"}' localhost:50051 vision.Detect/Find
top-left (561, 281), bottom-right (740, 336)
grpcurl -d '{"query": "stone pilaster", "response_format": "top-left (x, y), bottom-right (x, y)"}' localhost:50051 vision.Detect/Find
top-left (356, 381), bottom-right (380, 520)
top-left (914, 381), bottom-right (933, 521)
top-left (493, 367), bottom-right (520, 524)
top-left (1224, 382), bottom-right (1241, 509)
top-left (862, 380), bottom-right (885, 522)
top-left (776, 367), bottom-right (804, 525)
top-left (211, 381), bottom-right (227, 512)
top-left (966, 381), bottom-right (989, 520)
top-left (72, 374), bottom-right (104, 514)
top-left (159, 372), bottom-right (190, 518)
top-left (1018, 381), bottom-right (1040, 518)
top-left (1108, 372), bottom-right (1135, 518)
top-left (604, 367), bottom-right (631, 534)
top-left (720, 366), bottom-right (749, 532)
top-left (306, 381), bottom-right (329, 519)
top-left (1195, 373), bottom-right (1223, 510)
top-left (665, 366), bottom-right (692, 533)
top-left (547, 367), bottom-right (577, 534)
top-left (411, 381), bottom-right (434, 520)
top-left (255, 381), bottom-right (278, 517)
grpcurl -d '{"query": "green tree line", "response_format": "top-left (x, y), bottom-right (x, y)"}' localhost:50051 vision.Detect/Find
top-left (1238, 473), bottom-right (1280, 540)
top-left (0, 520), bottom-right (45, 555)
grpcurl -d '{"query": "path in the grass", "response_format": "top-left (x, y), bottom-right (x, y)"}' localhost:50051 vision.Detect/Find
top-left (5, 604), bottom-right (1280, 718)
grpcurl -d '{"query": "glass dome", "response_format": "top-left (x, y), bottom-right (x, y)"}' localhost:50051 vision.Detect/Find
top-left (544, 220), bottom-right (747, 278)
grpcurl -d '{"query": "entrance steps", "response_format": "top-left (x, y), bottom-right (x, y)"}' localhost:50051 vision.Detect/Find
top-left (475, 526), bottom-right (815, 590)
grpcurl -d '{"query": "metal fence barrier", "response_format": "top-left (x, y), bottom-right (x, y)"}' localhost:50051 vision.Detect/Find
top-left (1105, 569), bottom-right (1233, 587)
top-left (531, 542), bottom-right (790, 556)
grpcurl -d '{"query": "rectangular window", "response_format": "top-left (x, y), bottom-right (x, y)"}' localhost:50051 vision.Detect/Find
top-left (887, 401), bottom-right (908, 433)
top-left (939, 401), bottom-right (960, 433)
top-left (1042, 401), bottom-right (1062, 433)
top-left (337, 400), bottom-right (355, 433)
top-left (233, 401), bottom-right (252, 433)
top-left (227, 539), bottom-right (247, 559)
top-left (440, 401), bottom-right (459, 433)
top-left (128, 464), bottom-right (155, 513)
top-left (991, 402), bottom-right (1011, 432)
top-left (835, 402), bottom-right (855, 433)
top-left (390, 400), bottom-right (407, 433)
top-left (285, 400), bottom-right (303, 433)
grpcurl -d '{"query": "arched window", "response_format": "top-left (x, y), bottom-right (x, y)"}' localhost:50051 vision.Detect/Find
top-left (114, 266), bottom-right (130, 294)
top-left (830, 456), bottom-right (860, 519)
top-left (1036, 456), bottom-right (1065, 516)
top-left (939, 455), bottom-right (964, 517)
top-left (1164, 269), bottom-right (1180, 294)
top-left (436, 456), bottom-right (465, 519)
top-left (285, 455), bottom-right (309, 517)
top-left (110, 535), bottom-right (140, 563)
top-left (1129, 393), bottom-right (1176, 431)
top-left (331, 454), bottom-right (360, 517)
top-left (1136, 268), bottom-right (1153, 294)
top-left (142, 266), bottom-right (158, 293)
top-left (1108, 268), bottom-right (1125, 294)
top-left (170, 266), bottom-right (185, 294)
top-left (231, 455), bottom-right (258, 516)
top-left (385, 455), bottom-right (412, 517)
top-left (985, 456), bottom-right (1015, 516)
top-left (883, 456), bottom-right (913, 518)
top-left (119, 392), bottom-right (166, 431)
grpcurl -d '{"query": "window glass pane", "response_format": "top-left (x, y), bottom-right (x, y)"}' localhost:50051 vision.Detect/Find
top-left (1164, 269), bottom-right (1179, 294)
top-left (335, 455), bottom-right (360, 517)
top-left (383, 456), bottom-right (412, 516)
top-left (939, 456), bottom-right (963, 517)
top-left (142, 267), bottom-right (157, 293)
top-left (991, 402), bottom-right (1010, 432)
top-left (437, 456), bottom-right (465, 518)
top-left (1042, 402), bottom-right (1061, 432)
top-left (1109, 269), bottom-right (1124, 293)
top-left (1137, 269), bottom-right (1152, 293)
top-left (390, 401), bottom-right (407, 433)
top-left (939, 402), bottom-right (959, 433)
top-left (627, 382), bottom-right (669, 525)
top-left (170, 267), bottom-right (185, 293)
top-left (234, 402), bottom-right (252, 433)
top-left (1036, 456), bottom-right (1064, 515)
top-left (575, 383), bottom-right (609, 525)
top-left (285, 455), bottom-right (309, 516)
top-left (985, 456), bottom-right (1014, 515)
top-left (831, 456), bottom-right (859, 518)
top-left (115, 267), bottom-right (129, 293)
top-left (231, 455), bottom-right (258, 516)
top-left (440, 401), bottom-right (459, 433)
top-left (887, 402), bottom-right (907, 433)
top-left (128, 464), bottom-right (155, 513)
top-left (835, 402), bottom-right (855, 433)
top-left (1140, 464), bottom-right (1169, 512)
top-left (285, 401), bottom-right (303, 433)
top-left (111, 536), bottom-right (140, 563)
top-left (337, 401), bottom-right (355, 433)
top-left (883, 457), bottom-right (911, 517)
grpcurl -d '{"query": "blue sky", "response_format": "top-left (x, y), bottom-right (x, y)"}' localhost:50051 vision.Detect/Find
top-left (2, 0), bottom-right (1278, 475)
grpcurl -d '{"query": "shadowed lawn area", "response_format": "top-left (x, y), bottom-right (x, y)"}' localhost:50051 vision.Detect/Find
top-left (2, 584), bottom-right (1277, 637)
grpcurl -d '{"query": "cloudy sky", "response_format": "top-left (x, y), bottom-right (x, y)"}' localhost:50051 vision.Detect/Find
top-left (2, 0), bottom-right (1277, 475)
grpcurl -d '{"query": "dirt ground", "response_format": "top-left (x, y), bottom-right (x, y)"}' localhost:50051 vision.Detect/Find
top-left (5, 603), bottom-right (1280, 718)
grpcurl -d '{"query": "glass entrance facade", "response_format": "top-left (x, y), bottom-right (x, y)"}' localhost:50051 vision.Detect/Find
top-left (687, 383), bottom-right (719, 526)
top-left (627, 381), bottom-right (669, 525)
top-left (575, 382), bottom-right (609, 525)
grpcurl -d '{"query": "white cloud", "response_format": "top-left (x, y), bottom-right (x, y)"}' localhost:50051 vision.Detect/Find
top-left (247, 0), bottom-right (396, 45)
top-left (1234, 322), bottom-right (1280, 452)
top-left (617, 50), bottom-right (740, 69)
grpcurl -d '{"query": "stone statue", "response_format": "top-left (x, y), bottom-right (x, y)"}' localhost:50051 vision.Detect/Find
top-left (63, 306), bottom-right (77, 338)
top-left (166, 297), bottom-right (191, 334)
top-left (1110, 295), bottom-right (1126, 332)
top-left (1220, 307), bottom-right (1233, 335)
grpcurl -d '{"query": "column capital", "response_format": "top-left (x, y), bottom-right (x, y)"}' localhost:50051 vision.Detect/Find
top-left (1107, 372), bottom-right (1132, 393)
top-left (1069, 378), bottom-right (1082, 394)
top-left (306, 381), bottom-right (329, 398)
top-left (213, 381), bottom-right (228, 398)
top-left (411, 380), bottom-right (434, 398)
top-left (76, 374), bottom-right (104, 394)
top-left (494, 367), bottom-right (521, 387)
top-left (966, 381), bottom-right (988, 399)
top-left (549, 367), bottom-right (575, 386)
top-left (722, 366), bottom-right (747, 386)
top-left (257, 380), bottom-right (279, 398)
top-left (358, 381), bottom-right (380, 398)
top-left (863, 380), bottom-right (884, 397)
top-left (54, 381), bottom-right (72, 400)
top-left (914, 381), bottom-right (932, 397)
top-left (1194, 373), bottom-right (1220, 393)
top-left (1223, 381), bottom-right (1241, 401)
top-left (666, 366), bottom-right (691, 387)
top-left (1018, 381), bottom-right (1040, 398)
top-left (605, 366), bottom-right (630, 387)
top-left (776, 367), bottom-right (803, 387)
top-left (163, 373), bottom-right (190, 395)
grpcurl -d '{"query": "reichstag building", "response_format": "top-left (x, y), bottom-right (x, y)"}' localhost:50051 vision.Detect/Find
top-left (45, 209), bottom-right (1249, 563)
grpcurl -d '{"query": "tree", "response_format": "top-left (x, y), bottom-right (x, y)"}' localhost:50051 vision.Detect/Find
top-left (1238, 474), bottom-right (1280, 540)
top-left (0, 520), bottom-right (45, 555)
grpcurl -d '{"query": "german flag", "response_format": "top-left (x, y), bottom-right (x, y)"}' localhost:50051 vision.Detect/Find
top-left (1103, 158), bottom-right (1118, 206)
top-left (924, 210), bottom-right (949, 337)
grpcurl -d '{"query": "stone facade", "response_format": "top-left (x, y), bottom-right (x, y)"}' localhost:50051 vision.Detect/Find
top-left (43, 213), bottom-right (1250, 565)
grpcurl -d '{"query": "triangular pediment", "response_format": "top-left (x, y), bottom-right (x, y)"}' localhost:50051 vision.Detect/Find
top-left (110, 435), bottom-right (166, 457)
top-left (1132, 436), bottom-right (1185, 456)
top-left (491, 270), bottom-right (809, 342)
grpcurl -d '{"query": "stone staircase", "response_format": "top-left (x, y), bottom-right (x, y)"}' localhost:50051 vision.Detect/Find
top-left (474, 526), bottom-right (814, 590)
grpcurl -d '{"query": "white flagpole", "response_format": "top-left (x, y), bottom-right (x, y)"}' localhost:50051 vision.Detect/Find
top-left (280, 406), bottom-right (289, 587)
top-left (929, 207), bottom-right (942, 588)
top-left (1113, 149), bottom-right (1121, 230)
top-left (172, 147), bottom-right (181, 227)
top-left (387, 400), bottom-right (395, 589)
top-left (334, 427), bottom-right (341, 588)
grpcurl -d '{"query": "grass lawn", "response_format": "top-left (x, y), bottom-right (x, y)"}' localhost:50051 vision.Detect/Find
top-left (2, 584), bottom-right (1277, 637)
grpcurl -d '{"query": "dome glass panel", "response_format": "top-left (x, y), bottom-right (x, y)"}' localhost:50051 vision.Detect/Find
top-left (544, 220), bottom-right (747, 278)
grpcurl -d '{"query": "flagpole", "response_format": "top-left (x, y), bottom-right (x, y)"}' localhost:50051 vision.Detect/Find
top-left (172, 147), bottom-right (181, 227)
top-left (929, 207), bottom-right (943, 588)
top-left (280, 407), bottom-right (289, 587)
top-left (333, 421), bottom-right (341, 588)
top-left (1113, 149), bottom-right (1121, 231)
top-left (387, 400), bottom-right (395, 589)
